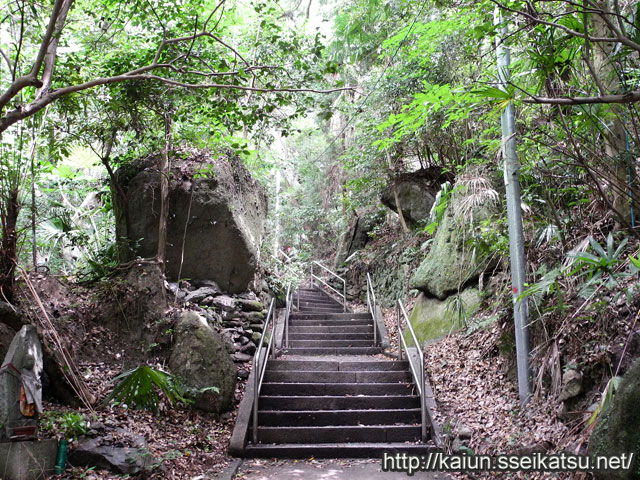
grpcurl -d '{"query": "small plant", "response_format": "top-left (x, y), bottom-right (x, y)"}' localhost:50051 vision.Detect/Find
top-left (424, 181), bottom-right (453, 235)
top-left (103, 366), bottom-right (189, 413)
top-left (446, 293), bottom-right (468, 327)
top-left (567, 233), bottom-right (628, 297)
top-left (40, 411), bottom-right (87, 440)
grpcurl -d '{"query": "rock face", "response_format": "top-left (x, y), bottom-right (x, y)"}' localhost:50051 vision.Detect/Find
top-left (335, 211), bottom-right (385, 266)
top-left (411, 172), bottom-right (499, 299)
top-left (168, 311), bottom-right (236, 413)
top-left (380, 169), bottom-right (450, 225)
top-left (408, 289), bottom-right (482, 343)
top-left (589, 359), bottom-right (640, 479)
top-left (114, 150), bottom-right (267, 293)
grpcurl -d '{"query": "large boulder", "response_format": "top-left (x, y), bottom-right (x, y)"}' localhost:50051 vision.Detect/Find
top-left (408, 289), bottom-right (482, 344)
top-left (588, 359), bottom-right (640, 479)
top-left (380, 168), bottom-right (450, 225)
top-left (114, 149), bottom-right (267, 293)
top-left (410, 171), bottom-right (499, 299)
top-left (168, 311), bottom-right (236, 413)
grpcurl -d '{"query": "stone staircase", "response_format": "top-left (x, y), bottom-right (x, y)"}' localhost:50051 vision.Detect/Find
top-left (242, 286), bottom-right (437, 458)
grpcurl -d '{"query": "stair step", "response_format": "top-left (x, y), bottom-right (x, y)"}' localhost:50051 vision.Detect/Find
top-left (259, 395), bottom-right (420, 410)
top-left (288, 333), bottom-right (373, 340)
top-left (289, 319), bottom-right (372, 327)
top-left (257, 408), bottom-right (420, 426)
top-left (289, 340), bottom-right (374, 347)
top-left (244, 442), bottom-right (437, 458)
top-left (298, 308), bottom-right (346, 314)
top-left (267, 360), bottom-right (410, 372)
top-left (256, 425), bottom-right (421, 444)
top-left (260, 382), bottom-right (416, 396)
top-left (284, 347), bottom-right (383, 355)
top-left (288, 325), bottom-right (373, 334)
top-left (264, 370), bottom-right (412, 383)
top-left (291, 313), bottom-right (372, 320)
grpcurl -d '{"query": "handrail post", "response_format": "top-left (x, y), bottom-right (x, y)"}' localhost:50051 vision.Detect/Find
top-left (253, 347), bottom-right (259, 443)
top-left (343, 280), bottom-right (346, 312)
top-left (397, 302), bottom-right (403, 361)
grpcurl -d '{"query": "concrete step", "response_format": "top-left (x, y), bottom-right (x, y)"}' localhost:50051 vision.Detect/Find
top-left (289, 340), bottom-right (374, 348)
top-left (260, 382), bottom-right (416, 396)
top-left (256, 425), bottom-right (421, 444)
top-left (291, 313), bottom-right (371, 320)
top-left (243, 442), bottom-right (437, 458)
top-left (263, 370), bottom-right (411, 383)
top-left (288, 333), bottom-right (373, 341)
top-left (257, 408), bottom-right (420, 426)
top-left (295, 297), bottom-right (341, 305)
top-left (259, 395), bottom-right (420, 410)
top-left (298, 307), bottom-right (345, 314)
top-left (289, 319), bottom-right (372, 327)
top-left (284, 347), bottom-right (383, 355)
top-left (288, 325), bottom-right (373, 334)
top-left (267, 359), bottom-right (410, 372)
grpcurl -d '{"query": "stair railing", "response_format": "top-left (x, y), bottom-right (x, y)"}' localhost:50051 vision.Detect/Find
top-left (366, 273), bottom-right (378, 346)
top-left (252, 297), bottom-right (276, 444)
top-left (396, 299), bottom-right (428, 443)
top-left (284, 282), bottom-right (293, 348)
top-left (310, 261), bottom-right (347, 312)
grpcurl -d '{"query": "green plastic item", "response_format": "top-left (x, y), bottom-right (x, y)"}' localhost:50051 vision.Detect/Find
top-left (54, 439), bottom-right (68, 474)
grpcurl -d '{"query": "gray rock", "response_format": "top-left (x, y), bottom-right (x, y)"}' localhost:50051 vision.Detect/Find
top-left (213, 295), bottom-right (237, 312)
top-left (249, 323), bottom-right (264, 333)
top-left (411, 172), bottom-right (499, 299)
top-left (237, 299), bottom-right (264, 312)
top-left (560, 369), bottom-right (583, 401)
top-left (252, 331), bottom-right (264, 345)
top-left (0, 301), bottom-right (24, 332)
top-left (114, 150), bottom-right (267, 293)
top-left (335, 211), bottom-right (385, 266)
top-left (184, 286), bottom-right (222, 304)
top-left (240, 342), bottom-right (256, 355)
top-left (232, 352), bottom-right (253, 363)
top-left (69, 437), bottom-right (155, 475)
top-left (169, 312), bottom-right (236, 413)
top-left (380, 169), bottom-right (449, 225)
top-left (588, 359), bottom-right (640, 479)
top-left (457, 424), bottom-right (473, 440)
top-left (241, 311), bottom-right (265, 322)
top-left (409, 289), bottom-right (482, 343)
top-left (0, 323), bottom-right (16, 363)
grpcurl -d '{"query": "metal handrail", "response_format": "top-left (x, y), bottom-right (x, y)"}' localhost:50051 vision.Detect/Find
top-left (284, 282), bottom-right (293, 348)
top-left (277, 249), bottom-right (292, 263)
top-left (310, 261), bottom-right (346, 312)
top-left (252, 298), bottom-right (276, 444)
top-left (397, 299), bottom-right (428, 443)
top-left (366, 273), bottom-right (378, 346)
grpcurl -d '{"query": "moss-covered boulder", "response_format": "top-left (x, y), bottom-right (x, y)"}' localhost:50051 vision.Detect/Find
top-left (410, 172), bottom-right (499, 300)
top-left (407, 289), bottom-right (482, 344)
top-left (169, 311), bottom-right (236, 413)
top-left (588, 359), bottom-right (640, 479)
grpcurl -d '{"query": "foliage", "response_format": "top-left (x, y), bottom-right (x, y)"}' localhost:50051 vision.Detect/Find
top-left (103, 366), bottom-right (190, 414)
top-left (40, 411), bottom-right (88, 440)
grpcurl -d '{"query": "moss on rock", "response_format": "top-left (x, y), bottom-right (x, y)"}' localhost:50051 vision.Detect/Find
top-left (588, 359), bottom-right (640, 479)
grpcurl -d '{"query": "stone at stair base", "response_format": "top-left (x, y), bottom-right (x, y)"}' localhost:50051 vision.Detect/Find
top-left (0, 439), bottom-right (58, 480)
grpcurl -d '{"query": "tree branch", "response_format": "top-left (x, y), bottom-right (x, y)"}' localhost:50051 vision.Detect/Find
top-left (522, 90), bottom-right (640, 105)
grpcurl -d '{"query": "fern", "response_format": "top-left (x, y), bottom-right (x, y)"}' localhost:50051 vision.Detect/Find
top-left (103, 366), bottom-right (188, 413)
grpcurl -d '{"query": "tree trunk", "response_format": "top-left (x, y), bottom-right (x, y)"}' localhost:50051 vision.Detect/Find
top-left (0, 188), bottom-right (19, 302)
top-left (591, 5), bottom-right (631, 228)
top-left (157, 113), bottom-right (172, 271)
